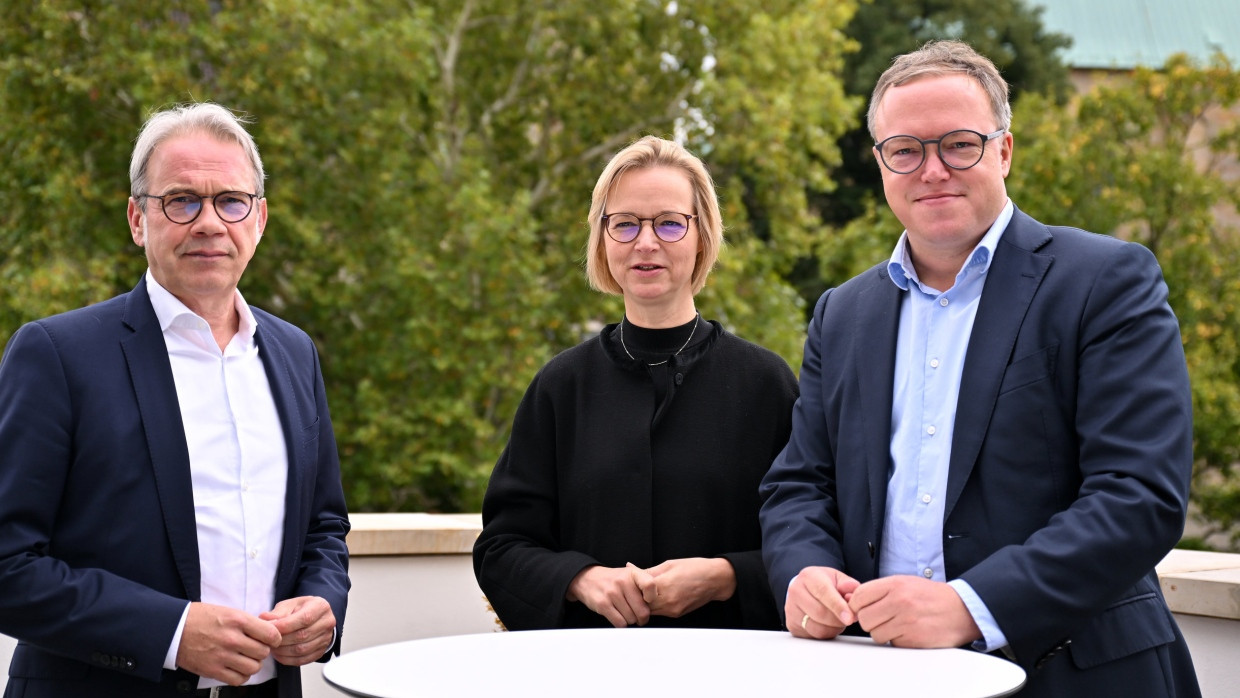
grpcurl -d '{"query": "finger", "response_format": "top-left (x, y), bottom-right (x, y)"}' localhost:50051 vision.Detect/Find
top-left (627, 563), bottom-right (658, 604)
top-left (237, 616), bottom-right (282, 649)
top-left (224, 652), bottom-right (266, 680)
top-left (797, 572), bottom-right (854, 627)
top-left (265, 597), bottom-right (331, 642)
top-left (849, 582), bottom-right (898, 638)
top-left (230, 634), bottom-right (276, 662)
top-left (272, 635), bottom-right (329, 666)
top-left (621, 584), bottom-right (651, 626)
top-left (278, 611), bottom-right (332, 647)
top-left (798, 612), bottom-right (830, 639)
top-left (859, 604), bottom-right (902, 644)
top-left (787, 604), bottom-right (811, 637)
top-left (214, 667), bottom-right (252, 688)
top-left (612, 600), bottom-right (638, 628)
top-left (261, 598), bottom-right (309, 631)
top-left (847, 578), bottom-right (890, 616)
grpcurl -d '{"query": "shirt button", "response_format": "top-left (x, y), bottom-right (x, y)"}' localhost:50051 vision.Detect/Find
top-left (921, 494), bottom-right (932, 504)
top-left (923, 568), bottom-right (934, 579)
top-left (929, 358), bottom-right (940, 368)
top-left (927, 425), bottom-right (937, 435)
top-left (249, 548), bottom-right (258, 559)
top-left (939, 298), bottom-right (949, 307)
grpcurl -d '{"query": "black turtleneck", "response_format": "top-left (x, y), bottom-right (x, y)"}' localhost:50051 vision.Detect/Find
top-left (619, 314), bottom-right (705, 361)
top-left (620, 314), bottom-right (706, 405)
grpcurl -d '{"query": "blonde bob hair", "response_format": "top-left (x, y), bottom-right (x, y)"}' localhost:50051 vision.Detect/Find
top-left (585, 136), bottom-right (723, 296)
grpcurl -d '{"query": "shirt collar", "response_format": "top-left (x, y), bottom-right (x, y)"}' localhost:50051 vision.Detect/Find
top-left (886, 199), bottom-right (1015, 292)
top-left (145, 270), bottom-right (258, 343)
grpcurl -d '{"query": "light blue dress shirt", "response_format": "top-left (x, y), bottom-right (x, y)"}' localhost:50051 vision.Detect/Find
top-left (881, 200), bottom-right (1014, 652)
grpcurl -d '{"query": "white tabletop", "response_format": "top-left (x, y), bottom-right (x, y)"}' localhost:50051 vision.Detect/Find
top-left (323, 628), bottom-right (1026, 698)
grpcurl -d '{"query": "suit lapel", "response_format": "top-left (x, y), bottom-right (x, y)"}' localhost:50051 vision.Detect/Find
top-left (119, 278), bottom-right (202, 600)
top-left (944, 210), bottom-right (1053, 518)
top-left (855, 266), bottom-right (902, 543)
top-left (254, 322), bottom-right (304, 596)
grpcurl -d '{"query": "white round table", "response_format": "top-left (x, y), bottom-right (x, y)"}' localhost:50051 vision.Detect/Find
top-left (323, 628), bottom-right (1026, 698)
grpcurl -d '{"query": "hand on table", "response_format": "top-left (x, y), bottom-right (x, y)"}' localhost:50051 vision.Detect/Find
top-left (626, 558), bottom-right (736, 618)
top-left (847, 575), bottom-right (981, 648)
top-left (786, 566), bottom-right (861, 639)
top-left (566, 565), bottom-right (650, 627)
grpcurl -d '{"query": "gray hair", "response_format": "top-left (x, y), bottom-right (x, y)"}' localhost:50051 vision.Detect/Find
top-left (129, 103), bottom-right (265, 201)
top-left (866, 40), bottom-right (1012, 140)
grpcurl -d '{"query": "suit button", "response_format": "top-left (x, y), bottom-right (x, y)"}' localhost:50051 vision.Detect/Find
top-left (176, 679), bottom-right (193, 692)
top-left (674, 373), bottom-right (684, 385)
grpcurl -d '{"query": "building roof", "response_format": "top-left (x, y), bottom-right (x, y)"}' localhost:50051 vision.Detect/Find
top-left (1031, 0), bottom-right (1240, 69)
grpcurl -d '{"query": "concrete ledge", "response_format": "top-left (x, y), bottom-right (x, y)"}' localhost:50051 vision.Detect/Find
top-left (346, 513), bottom-right (482, 556)
top-left (1157, 549), bottom-right (1240, 620)
top-left (347, 514), bottom-right (1240, 622)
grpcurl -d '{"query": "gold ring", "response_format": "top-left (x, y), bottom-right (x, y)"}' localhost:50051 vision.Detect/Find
top-left (800, 613), bottom-right (810, 630)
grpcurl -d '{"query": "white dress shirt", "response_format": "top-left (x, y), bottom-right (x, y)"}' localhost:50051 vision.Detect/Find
top-left (147, 272), bottom-right (288, 687)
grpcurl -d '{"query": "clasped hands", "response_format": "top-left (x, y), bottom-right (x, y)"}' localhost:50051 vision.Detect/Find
top-left (176, 595), bottom-right (336, 686)
top-left (787, 566), bottom-right (981, 648)
top-left (566, 558), bottom-right (736, 628)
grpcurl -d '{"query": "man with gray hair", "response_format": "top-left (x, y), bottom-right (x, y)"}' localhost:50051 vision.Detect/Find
top-left (0, 103), bottom-right (350, 697)
top-left (760, 41), bottom-right (1199, 696)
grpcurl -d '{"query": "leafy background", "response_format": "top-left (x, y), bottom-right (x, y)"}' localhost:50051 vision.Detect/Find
top-left (2, 1), bottom-right (1237, 548)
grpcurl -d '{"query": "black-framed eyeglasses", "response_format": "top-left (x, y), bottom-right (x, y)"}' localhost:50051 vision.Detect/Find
top-left (874, 129), bottom-right (1006, 175)
top-left (602, 212), bottom-right (695, 243)
top-left (138, 191), bottom-right (259, 224)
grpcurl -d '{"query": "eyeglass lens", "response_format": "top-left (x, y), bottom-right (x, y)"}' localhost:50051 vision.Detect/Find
top-left (160, 192), bottom-right (253, 223)
top-left (879, 130), bottom-right (990, 174)
top-left (606, 213), bottom-right (690, 243)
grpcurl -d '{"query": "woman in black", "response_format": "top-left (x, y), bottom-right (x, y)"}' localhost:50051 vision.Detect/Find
top-left (473, 136), bottom-right (798, 630)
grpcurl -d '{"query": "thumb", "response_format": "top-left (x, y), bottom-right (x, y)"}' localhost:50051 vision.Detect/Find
top-left (627, 563), bottom-right (658, 603)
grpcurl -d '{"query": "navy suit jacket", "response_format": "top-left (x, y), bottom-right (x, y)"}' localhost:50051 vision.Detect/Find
top-left (0, 277), bottom-right (350, 698)
top-left (760, 208), bottom-right (1199, 696)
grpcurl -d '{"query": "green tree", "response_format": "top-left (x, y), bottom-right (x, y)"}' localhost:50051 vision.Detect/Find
top-left (1007, 54), bottom-right (1240, 549)
top-left (0, 0), bottom-right (859, 511)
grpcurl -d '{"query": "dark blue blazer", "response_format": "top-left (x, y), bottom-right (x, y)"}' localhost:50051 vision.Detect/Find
top-left (0, 277), bottom-right (350, 698)
top-left (760, 208), bottom-right (1200, 696)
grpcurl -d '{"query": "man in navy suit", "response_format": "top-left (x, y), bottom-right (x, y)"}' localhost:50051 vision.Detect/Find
top-left (759, 41), bottom-right (1200, 696)
top-left (0, 103), bottom-right (350, 697)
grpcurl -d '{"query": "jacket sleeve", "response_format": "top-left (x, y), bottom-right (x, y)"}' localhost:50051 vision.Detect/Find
top-left (959, 241), bottom-right (1193, 666)
top-left (0, 322), bottom-right (187, 682)
top-left (472, 371), bottom-right (597, 629)
top-left (758, 289), bottom-right (848, 619)
top-left (289, 341), bottom-right (351, 660)
top-left (721, 550), bottom-right (780, 629)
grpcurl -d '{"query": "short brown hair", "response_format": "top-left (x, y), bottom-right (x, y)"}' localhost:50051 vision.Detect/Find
top-left (866, 40), bottom-right (1011, 140)
top-left (585, 136), bottom-right (723, 296)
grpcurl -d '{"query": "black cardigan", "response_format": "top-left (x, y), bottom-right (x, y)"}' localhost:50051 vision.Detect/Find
top-left (474, 320), bottom-right (798, 630)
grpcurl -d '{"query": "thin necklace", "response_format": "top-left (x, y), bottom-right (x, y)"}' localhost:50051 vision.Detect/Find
top-left (619, 312), bottom-right (701, 366)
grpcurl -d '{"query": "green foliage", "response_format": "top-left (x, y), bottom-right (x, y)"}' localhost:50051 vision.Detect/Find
top-left (842, 0), bottom-right (1073, 101)
top-left (0, 0), bottom-right (858, 511)
top-left (1008, 54), bottom-right (1240, 549)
